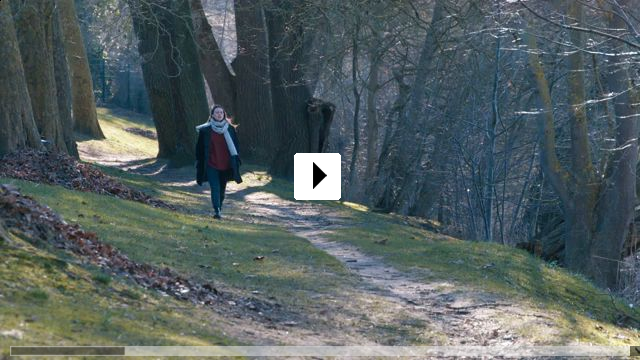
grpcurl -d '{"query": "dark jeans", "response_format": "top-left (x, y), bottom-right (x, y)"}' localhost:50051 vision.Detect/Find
top-left (206, 165), bottom-right (228, 213)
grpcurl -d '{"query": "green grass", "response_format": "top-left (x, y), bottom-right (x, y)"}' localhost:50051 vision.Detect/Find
top-left (319, 205), bottom-right (640, 344)
top-left (0, 232), bottom-right (238, 359)
top-left (92, 162), bottom-right (206, 210)
top-left (91, 271), bottom-right (112, 286)
top-left (0, 177), bottom-right (354, 310)
top-left (75, 107), bottom-right (158, 160)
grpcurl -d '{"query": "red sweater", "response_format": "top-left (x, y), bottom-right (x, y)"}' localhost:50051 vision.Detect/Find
top-left (208, 132), bottom-right (230, 170)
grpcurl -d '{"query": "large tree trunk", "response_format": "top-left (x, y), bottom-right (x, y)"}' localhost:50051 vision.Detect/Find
top-left (526, 14), bottom-right (589, 268)
top-left (58, 0), bottom-right (104, 139)
top-left (306, 98), bottom-right (335, 154)
top-left (129, 1), bottom-right (175, 158)
top-left (411, 128), bottom-right (450, 216)
top-left (129, 0), bottom-right (209, 166)
top-left (231, 0), bottom-right (277, 163)
top-left (52, 7), bottom-right (79, 158)
top-left (265, 0), bottom-right (317, 178)
top-left (0, 0), bottom-right (41, 155)
top-left (525, 0), bottom-right (638, 289)
top-left (11, 0), bottom-right (69, 153)
top-left (189, 0), bottom-right (235, 111)
top-left (166, 0), bottom-right (210, 163)
top-left (590, 0), bottom-right (638, 290)
top-left (563, 1), bottom-right (598, 275)
top-left (392, 0), bottom-right (449, 214)
top-left (526, 22), bottom-right (593, 276)
top-left (192, 0), bottom-right (329, 173)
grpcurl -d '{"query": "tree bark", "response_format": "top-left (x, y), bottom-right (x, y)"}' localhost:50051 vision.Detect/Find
top-left (58, 0), bottom-right (104, 139)
top-left (52, 7), bottom-right (79, 158)
top-left (524, 32), bottom-right (571, 205)
top-left (306, 98), bottom-right (335, 154)
top-left (525, 0), bottom-right (638, 289)
top-left (11, 0), bottom-right (69, 153)
top-left (129, 0), bottom-right (209, 166)
top-left (130, 0), bottom-right (176, 159)
top-left (590, 0), bottom-right (638, 289)
top-left (0, 0), bottom-right (41, 155)
top-left (231, 0), bottom-right (277, 163)
top-left (412, 129), bottom-right (450, 216)
top-left (370, 69), bottom-right (410, 209)
top-left (190, 0), bottom-right (329, 174)
top-left (265, 0), bottom-right (316, 178)
top-left (563, 1), bottom-right (598, 276)
top-left (189, 0), bottom-right (235, 111)
top-left (167, 0), bottom-right (210, 163)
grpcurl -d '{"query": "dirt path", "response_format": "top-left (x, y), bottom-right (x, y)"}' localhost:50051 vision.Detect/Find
top-left (231, 190), bottom-right (559, 347)
top-left (81, 154), bottom-right (558, 349)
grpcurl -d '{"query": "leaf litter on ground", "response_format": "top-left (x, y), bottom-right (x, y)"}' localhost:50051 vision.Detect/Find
top-left (0, 184), bottom-right (283, 321)
top-left (0, 150), bottom-right (174, 210)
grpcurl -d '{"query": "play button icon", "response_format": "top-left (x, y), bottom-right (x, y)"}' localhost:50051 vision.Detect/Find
top-left (294, 153), bottom-right (341, 200)
top-left (313, 163), bottom-right (327, 189)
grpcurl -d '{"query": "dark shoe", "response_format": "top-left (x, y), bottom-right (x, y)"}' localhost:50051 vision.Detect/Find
top-left (213, 213), bottom-right (221, 219)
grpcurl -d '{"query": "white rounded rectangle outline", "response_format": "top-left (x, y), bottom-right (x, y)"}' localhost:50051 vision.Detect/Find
top-left (294, 153), bottom-right (341, 201)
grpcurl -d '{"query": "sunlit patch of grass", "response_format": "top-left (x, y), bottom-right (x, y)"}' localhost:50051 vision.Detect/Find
top-left (76, 107), bottom-right (158, 161)
top-left (235, 165), bottom-right (295, 201)
top-left (339, 201), bottom-right (370, 212)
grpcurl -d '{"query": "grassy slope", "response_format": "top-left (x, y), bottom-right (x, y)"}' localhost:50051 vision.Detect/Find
top-left (77, 107), bottom-right (158, 159)
top-left (0, 233), bottom-right (238, 356)
top-left (325, 208), bottom-right (640, 344)
top-left (1, 178), bottom-right (353, 304)
top-left (2, 107), bottom-right (640, 351)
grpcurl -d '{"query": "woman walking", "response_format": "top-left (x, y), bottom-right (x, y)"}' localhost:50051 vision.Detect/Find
top-left (196, 105), bottom-right (242, 219)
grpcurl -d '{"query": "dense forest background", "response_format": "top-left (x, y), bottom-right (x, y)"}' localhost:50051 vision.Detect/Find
top-left (1, 0), bottom-right (639, 294)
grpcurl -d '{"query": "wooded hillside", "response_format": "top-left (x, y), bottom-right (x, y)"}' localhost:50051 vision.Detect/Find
top-left (1, 0), bottom-right (639, 293)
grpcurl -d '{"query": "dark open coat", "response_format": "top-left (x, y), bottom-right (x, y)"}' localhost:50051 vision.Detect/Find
top-left (195, 125), bottom-right (241, 185)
